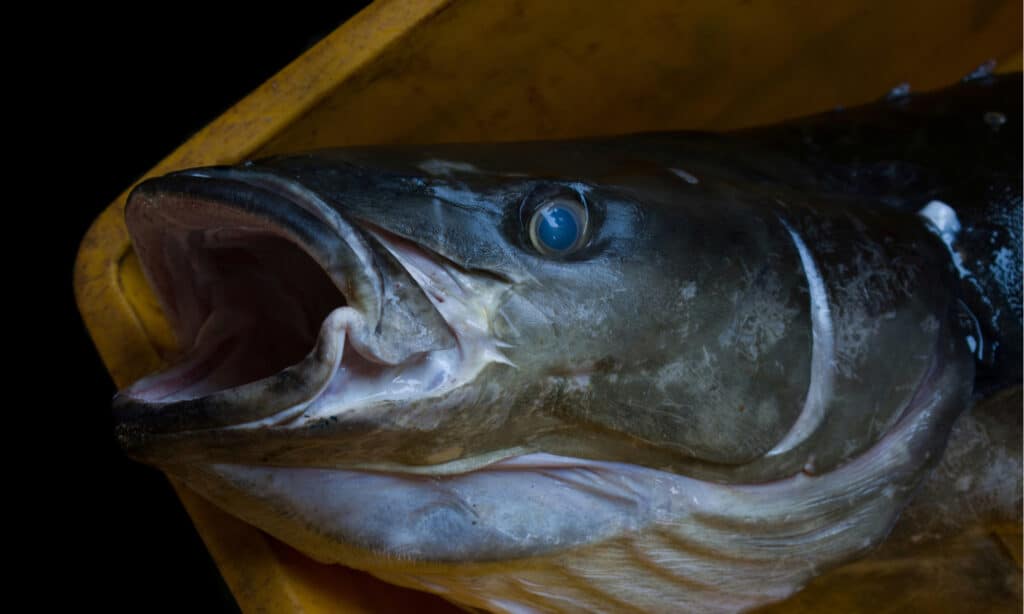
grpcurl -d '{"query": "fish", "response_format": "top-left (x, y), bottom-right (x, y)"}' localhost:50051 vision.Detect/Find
top-left (112, 73), bottom-right (1022, 613)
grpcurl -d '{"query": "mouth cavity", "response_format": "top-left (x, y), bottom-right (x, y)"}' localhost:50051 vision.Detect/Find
top-left (123, 221), bottom-right (345, 403)
top-left (115, 174), bottom-right (494, 438)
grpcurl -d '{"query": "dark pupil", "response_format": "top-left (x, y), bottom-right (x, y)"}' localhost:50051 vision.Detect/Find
top-left (537, 206), bottom-right (579, 251)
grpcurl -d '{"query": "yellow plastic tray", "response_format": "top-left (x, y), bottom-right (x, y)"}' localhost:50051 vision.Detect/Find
top-left (75, 1), bottom-right (1021, 611)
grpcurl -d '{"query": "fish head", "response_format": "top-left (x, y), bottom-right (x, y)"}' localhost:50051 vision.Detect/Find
top-left (116, 139), bottom-right (814, 471)
top-left (111, 137), bottom-right (975, 610)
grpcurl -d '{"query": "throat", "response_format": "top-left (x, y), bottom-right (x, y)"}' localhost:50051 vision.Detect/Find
top-left (125, 228), bottom-right (345, 403)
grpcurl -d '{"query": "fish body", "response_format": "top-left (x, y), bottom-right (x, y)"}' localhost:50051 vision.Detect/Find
top-left (113, 74), bottom-right (1021, 612)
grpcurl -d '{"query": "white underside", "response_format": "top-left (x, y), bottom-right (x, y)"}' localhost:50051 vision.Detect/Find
top-left (193, 360), bottom-right (952, 614)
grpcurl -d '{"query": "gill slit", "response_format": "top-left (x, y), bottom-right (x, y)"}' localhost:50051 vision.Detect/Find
top-left (765, 216), bottom-right (835, 457)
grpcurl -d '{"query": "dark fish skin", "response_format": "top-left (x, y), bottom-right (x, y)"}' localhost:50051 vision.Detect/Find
top-left (111, 74), bottom-right (1021, 613)
top-left (264, 71), bottom-right (1022, 396)
top-left (733, 74), bottom-right (1021, 392)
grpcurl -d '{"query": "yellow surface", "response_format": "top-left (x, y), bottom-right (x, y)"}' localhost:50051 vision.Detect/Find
top-left (754, 524), bottom-right (1024, 614)
top-left (75, 1), bottom-right (1021, 612)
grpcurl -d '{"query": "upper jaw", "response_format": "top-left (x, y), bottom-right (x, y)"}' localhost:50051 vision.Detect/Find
top-left (113, 169), bottom-right (481, 457)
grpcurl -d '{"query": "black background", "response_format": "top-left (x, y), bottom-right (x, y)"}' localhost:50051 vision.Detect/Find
top-left (36, 5), bottom-right (370, 611)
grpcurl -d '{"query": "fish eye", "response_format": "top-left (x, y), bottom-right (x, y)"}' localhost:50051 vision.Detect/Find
top-left (527, 196), bottom-right (589, 257)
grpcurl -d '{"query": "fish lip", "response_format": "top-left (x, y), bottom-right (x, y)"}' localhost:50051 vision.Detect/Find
top-left (114, 170), bottom-right (382, 445)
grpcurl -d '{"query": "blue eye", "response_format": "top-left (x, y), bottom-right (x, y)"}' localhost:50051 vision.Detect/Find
top-left (529, 198), bottom-right (588, 256)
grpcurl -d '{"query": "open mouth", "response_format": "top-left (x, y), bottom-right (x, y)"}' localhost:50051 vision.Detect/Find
top-left (115, 171), bottom-right (499, 438)
top-left (123, 217), bottom-right (346, 403)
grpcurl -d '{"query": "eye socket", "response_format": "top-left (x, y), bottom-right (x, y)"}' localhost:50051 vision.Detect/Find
top-left (527, 196), bottom-right (589, 257)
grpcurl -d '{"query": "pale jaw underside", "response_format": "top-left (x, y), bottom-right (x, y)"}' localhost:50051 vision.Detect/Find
top-left (121, 188), bottom-right (962, 614)
top-left (185, 355), bottom-right (958, 614)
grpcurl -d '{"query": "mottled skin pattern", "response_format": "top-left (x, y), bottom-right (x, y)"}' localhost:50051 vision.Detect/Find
top-left (114, 74), bottom-right (1021, 612)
